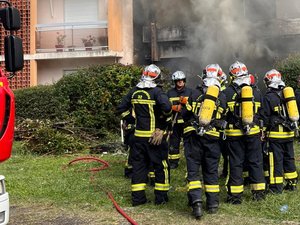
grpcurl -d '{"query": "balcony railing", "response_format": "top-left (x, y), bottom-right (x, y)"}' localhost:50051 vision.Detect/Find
top-left (36, 21), bottom-right (108, 53)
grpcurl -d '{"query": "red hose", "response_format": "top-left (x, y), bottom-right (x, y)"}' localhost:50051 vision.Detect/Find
top-left (68, 156), bottom-right (109, 172)
top-left (107, 192), bottom-right (139, 225)
top-left (67, 156), bottom-right (138, 224)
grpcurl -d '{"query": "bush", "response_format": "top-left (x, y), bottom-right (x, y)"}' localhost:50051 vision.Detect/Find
top-left (14, 85), bottom-right (67, 120)
top-left (53, 64), bottom-right (142, 136)
top-left (16, 119), bottom-right (85, 155)
top-left (275, 53), bottom-right (300, 88)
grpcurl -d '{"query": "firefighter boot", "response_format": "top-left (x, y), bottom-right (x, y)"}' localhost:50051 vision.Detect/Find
top-left (226, 194), bottom-right (242, 204)
top-left (155, 190), bottom-right (169, 205)
top-left (192, 202), bottom-right (203, 220)
top-left (252, 190), bottom-right (265, 201)
top-left (284, 179), bottom-right (297, 191)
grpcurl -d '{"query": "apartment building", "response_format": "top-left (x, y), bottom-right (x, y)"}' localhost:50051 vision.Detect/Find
top-left (7, 0), bottom-right (133, 89)
top-left (4, 0), bottom-right (300, 89)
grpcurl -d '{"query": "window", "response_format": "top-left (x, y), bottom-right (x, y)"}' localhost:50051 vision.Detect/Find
top-left (64, 0), bottom-right (98, 22)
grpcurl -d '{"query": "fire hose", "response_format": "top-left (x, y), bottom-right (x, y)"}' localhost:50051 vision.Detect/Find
top-left (66, 156), bottom-right (138, 225)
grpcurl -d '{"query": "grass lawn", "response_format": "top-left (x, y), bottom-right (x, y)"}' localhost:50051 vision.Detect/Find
top-left (1, 141), bottom-right (300, 224)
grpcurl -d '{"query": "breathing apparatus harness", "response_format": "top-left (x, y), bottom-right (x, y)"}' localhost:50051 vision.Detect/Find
top-left (270, 88), bottom-right (299, 136)
top-left (230, 83), bottom-right (257, 135)
top-left (191, 87), bottom-right (227, 139)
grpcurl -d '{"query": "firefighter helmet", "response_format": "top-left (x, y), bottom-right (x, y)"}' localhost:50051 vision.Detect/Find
top-left (229, 61), bottom-right (248, 77)
top-left (141, 64), bottom-right (161, 81)
top-left (249, 74), bottom-right (255, 86)
top-left (264, 69), bottom-right (285, 89)
top-left (202, 64), bottom-right (224, 80)
top-left (202, 64), bottom-right (224, 88)
top-left (172, 71), bottom-right (186, 81)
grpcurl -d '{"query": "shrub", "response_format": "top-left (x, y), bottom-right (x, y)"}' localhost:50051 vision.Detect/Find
top-left (16, 119), bottom-right (85, 155)
top-left (53, 64), bottom-right (142, 136)
top-left (275, 53), bottom-right (300, 88)
top-left (14, 85), bottom-right (67, 120)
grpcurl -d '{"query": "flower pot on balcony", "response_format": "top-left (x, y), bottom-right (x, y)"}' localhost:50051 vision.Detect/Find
top-left (68, 45), bottom-right (75, 52)
top-left (84, 42), bottom-right (93, 51)
top-left (55, 44), bottom-right (64, 52)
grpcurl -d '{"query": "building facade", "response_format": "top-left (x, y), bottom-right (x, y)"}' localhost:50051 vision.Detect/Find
top-left (3, 0), bottom-right (300, 89)
top-left (6, 0), bottom-right (134, 89)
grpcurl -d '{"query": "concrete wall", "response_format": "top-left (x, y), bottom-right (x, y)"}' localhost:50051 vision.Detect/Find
top-left (277, 0), bottom-right (300, 19)
top-left (37, 58), bottom-right (115, 84)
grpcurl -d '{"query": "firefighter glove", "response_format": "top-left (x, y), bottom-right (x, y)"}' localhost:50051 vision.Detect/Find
top-left (179, 96), bottom-right (188, 105)
top-left (172, 104), bottom-right (182, 112)
top-left (149, 128), bottom-right (164, 145)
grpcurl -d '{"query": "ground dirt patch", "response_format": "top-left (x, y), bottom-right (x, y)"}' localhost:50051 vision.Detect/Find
top-left (9, 203), bottom-right (130, 225)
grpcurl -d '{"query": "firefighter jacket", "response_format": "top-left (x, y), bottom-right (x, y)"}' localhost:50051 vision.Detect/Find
top-left (223, 83), bottom-right (263, 138)
top-left (120, 108), bottom-right (135, 131)
top-left (181, 86), bottom-right (227, 139)
top-left (263, 88), bottom-right (295, 139)
top-left (117, 86), bottom-right (172, 138)
top-left (167, 86), bottom-right (193, 124)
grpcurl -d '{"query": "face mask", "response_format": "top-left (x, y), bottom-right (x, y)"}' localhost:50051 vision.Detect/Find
top-left (233, 75), bottom-right (251, 86)
top-left (268, 77), bottom-right (285, 89)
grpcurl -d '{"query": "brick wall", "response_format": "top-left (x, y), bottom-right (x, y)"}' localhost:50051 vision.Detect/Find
top-left (0, 1), bottom-right (31, 89)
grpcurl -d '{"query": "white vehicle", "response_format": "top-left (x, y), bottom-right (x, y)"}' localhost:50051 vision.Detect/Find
top-left (0, 176), bottom-right (9, 225)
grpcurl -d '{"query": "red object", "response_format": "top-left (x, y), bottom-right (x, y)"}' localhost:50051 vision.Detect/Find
top-left (0, 69), bottom-right (15, 162)
top-left (68, 156), bottom-right (109, 172)
top-left (67, 157), bottom-right (138, 224)
top-left (249, 74), bottom-right (256, 85)
top-left (107, 192), bottom-right (139, 225)
top-left (172, 104), bottom-right (182, 112)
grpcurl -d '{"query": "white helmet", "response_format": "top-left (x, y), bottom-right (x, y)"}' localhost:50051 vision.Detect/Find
top-left (172, 71), bottom-right (186, 81)
top-left (202, 64), bottom-right (224, 80)
top-left (229, 61), bottom-right (248, 77)
top-left (141, 64), bottom-right (161, 81)
top-left (264, 69), bottom-right (285, 89)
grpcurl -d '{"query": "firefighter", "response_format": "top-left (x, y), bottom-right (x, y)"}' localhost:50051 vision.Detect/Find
top-left (167, 71), bottom-right (193, 169)
top-left (117, 64), bottom-right (172, 206)
top-left (181, 64), bottom-right (227, 219)
top-left (262, 69), bottom-right (298, 193)
top-left (120, 109), bottom-right (135, 178)
top-left (224, 61), bottom-right (265, 204)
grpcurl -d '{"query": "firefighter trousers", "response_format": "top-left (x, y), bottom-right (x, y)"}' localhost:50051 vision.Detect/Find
top-left (169, 123), bottom-right (184, 165)
top-left (226, 135), bottom-right (265, 200)
top-left (268, 139), bottom-right (298, 193)
top-left (124, 129), bottom-right (135, 178)
top-left (131, 137), bottom-right (170, 205)
top-left (184, 132), bottom-right (221, 208)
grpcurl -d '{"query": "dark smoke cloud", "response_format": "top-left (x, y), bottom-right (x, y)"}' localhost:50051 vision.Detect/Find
top-left (139, 0), bottom-right (300, 86)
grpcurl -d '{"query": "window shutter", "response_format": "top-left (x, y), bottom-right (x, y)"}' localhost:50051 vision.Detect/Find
top-left (64, 0), bottom-right (98, 22)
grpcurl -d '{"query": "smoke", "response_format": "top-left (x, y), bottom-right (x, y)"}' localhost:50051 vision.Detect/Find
top-left (140, 0), bottom-right (279, 74)
top-left (187, 0), bottom-right (276, 70)
top-left (137, 0), bottom-right (300, 87)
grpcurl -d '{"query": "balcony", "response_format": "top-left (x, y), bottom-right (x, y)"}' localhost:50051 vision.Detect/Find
top-left (143, 25), bottom-right (188, 43)
top-left (35, 21), bottom-right (122, 59)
